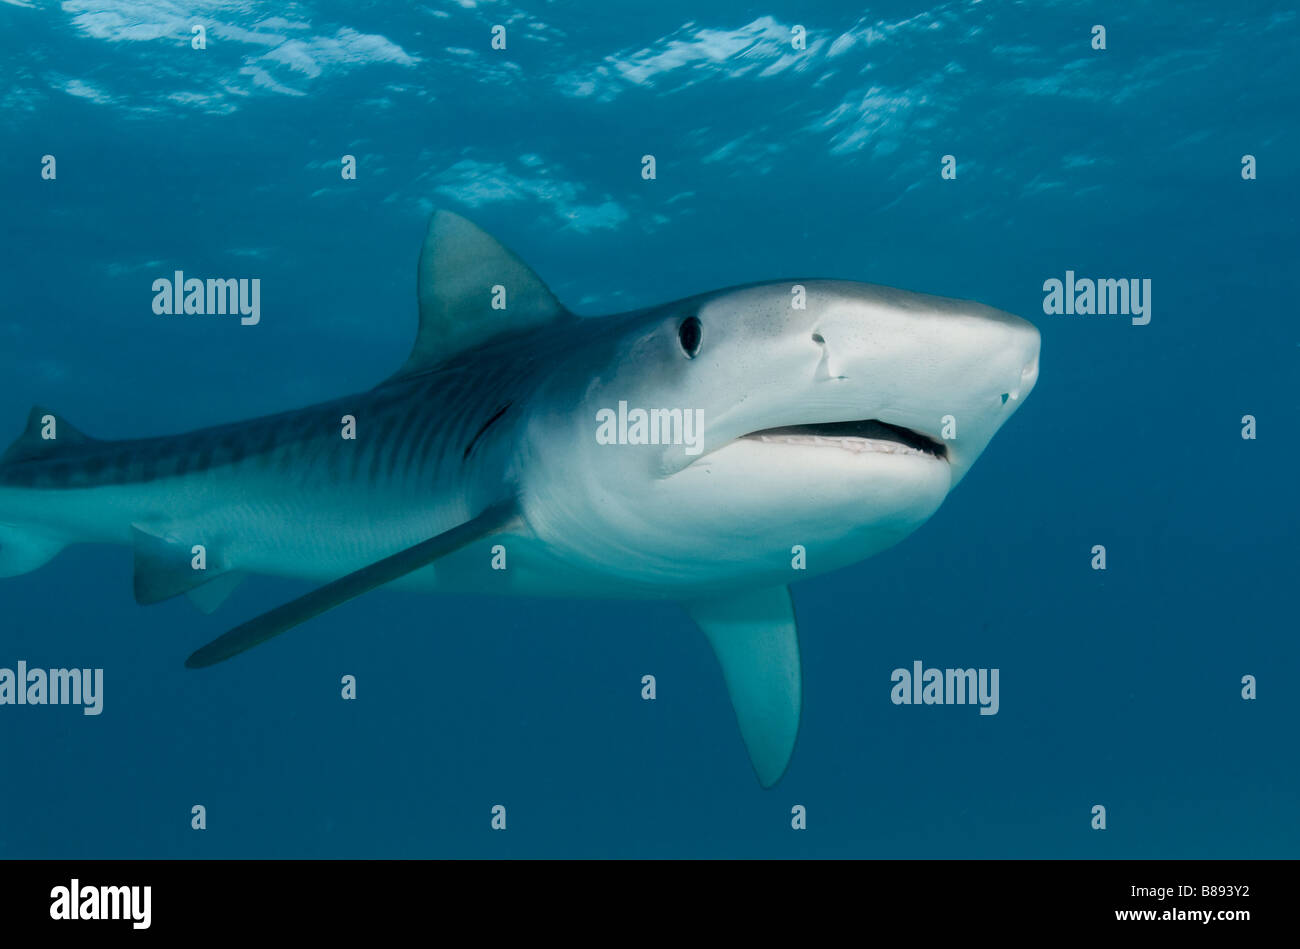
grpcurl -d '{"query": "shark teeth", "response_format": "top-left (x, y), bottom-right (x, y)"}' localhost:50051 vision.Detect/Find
top-left (752, 434), bottom-right (930, 456)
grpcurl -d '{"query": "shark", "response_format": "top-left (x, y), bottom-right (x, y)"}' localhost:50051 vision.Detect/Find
top-left (0, 211), bottom-right (1040, 787)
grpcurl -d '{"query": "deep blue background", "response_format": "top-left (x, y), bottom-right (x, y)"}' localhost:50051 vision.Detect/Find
top-left (0, 0), bottom-right (1296, 857)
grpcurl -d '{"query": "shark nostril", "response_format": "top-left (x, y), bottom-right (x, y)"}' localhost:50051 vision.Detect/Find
top-left (1000, 393), bottom-right (1010, 405)
top-left (812, 334), bottom-right (844, 381)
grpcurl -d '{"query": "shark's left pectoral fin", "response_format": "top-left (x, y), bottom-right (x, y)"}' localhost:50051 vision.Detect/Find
top-left (686, 586), bottom-right (802, 788)
top-left (185, 498), bottom-right (520, 669)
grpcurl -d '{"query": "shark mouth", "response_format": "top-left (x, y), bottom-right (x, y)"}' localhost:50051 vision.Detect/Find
top-left (740, 420), bottom-right (948, 461)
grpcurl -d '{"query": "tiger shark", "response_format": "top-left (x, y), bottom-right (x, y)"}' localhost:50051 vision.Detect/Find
top-left (0, 211), bottom-right (1040, 786)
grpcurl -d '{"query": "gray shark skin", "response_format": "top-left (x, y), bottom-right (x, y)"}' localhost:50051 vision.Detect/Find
top-left (0, 211), bottom-right (1040, 787)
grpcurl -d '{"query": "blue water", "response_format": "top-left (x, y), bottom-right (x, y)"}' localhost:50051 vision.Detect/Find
top-left (1, 1), bottom-right (1296, 858)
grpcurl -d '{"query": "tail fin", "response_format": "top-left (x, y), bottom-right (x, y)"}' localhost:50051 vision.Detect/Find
top-left (0, 406), bottom-right (82, 576)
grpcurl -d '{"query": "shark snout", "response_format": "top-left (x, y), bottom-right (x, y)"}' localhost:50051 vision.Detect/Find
top-left (1008, 349), bottom-right (1039, 403)
top-left (937, 314), bottom-right (1039, 484)
top-left (999, 324), bottom-right (1040, 405)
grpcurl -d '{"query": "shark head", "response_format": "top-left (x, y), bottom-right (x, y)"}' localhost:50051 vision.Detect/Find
top-left (525, 278), bottom-right (1040, 596)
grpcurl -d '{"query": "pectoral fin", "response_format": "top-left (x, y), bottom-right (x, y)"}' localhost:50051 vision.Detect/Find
top-left (685, 586), bottom-right (802, 788)
top-left (186, 498), bottom-right (520, 668)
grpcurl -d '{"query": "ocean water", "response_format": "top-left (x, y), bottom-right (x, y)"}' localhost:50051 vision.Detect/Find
top-left (0, 0), bottom-right (1296, 859)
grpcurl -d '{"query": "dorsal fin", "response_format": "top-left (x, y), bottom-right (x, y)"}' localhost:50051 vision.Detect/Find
top-left (1, 406), bottom-right (94, 467)
top-left (391, 211), bottom-right (569, 379)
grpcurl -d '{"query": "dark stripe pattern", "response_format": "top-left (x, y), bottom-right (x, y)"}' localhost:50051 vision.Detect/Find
top-left (0, 350), bottom-right (544, 495)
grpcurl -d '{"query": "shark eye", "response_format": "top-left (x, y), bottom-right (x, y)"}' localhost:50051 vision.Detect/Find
top-left (678, 316), bottom-right (702, 358)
